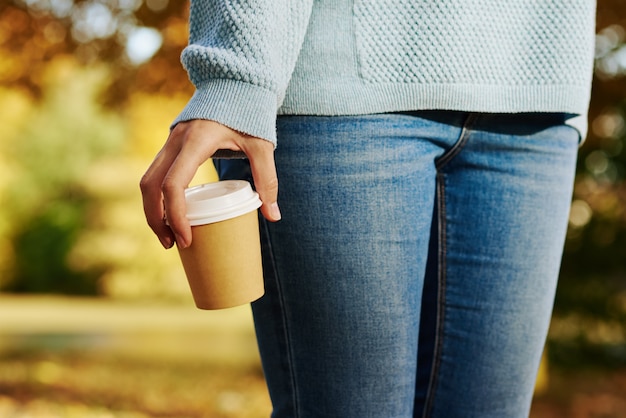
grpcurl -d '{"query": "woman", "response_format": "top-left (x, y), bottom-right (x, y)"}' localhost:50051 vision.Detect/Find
top-left (141, 1), bottom-right (597, 417)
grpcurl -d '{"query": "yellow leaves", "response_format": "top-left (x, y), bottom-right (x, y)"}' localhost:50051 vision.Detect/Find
top-left (0, 87), bottom-right (32, 137)
top-left (0, 87), bottom-right (33, 239)
top-left (162, 16), bottom-right (189, 49)
top-left (125, 91), bottom-right (187, 158)
top-left (0, 55), bottom-right (215, 297)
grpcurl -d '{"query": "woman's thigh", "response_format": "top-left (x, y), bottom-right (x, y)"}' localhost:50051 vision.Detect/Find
top-left (215, 112), bottom-right (579, 418)
top-left (247, 112), bottom-right (463, 418)
top-left (419, 114), bottom-right (579, 418)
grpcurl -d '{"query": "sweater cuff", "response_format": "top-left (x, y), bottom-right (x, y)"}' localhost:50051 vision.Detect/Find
top-left (172, 79), bottom-right (279, 145)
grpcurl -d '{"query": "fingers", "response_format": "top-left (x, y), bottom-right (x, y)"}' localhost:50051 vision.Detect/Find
top-left (161, 139), bottom-right (214, 248)
top-left (140, 180), bottom-right (176, 249)
top-left (244, 139), bottom-right (281, 222)
top-left (140, 134), bottom-right (185, 249)
top-left (140, 119), bottom-right (280, 251)
top-left (140, 122), bottom-right (218, 249)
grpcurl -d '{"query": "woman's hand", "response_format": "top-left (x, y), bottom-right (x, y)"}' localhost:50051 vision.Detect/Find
top-left (140, 119), bottom-right (280, 249)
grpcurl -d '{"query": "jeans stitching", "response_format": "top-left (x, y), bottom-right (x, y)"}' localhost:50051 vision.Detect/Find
top-left (260, 219), bottom-right (301, 418)
top-left (421, 175), bottom-right (447, 418)
top-left (421, 114), bottom-right (476, 418)
top-left (435, 113), bottom-right (477, 170)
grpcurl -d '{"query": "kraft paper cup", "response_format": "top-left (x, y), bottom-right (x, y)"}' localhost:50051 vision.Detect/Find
top-left (176, 180), bottom-right (264, 310)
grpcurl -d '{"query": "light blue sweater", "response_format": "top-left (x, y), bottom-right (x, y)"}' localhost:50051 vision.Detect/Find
top-left (174, 0), bottom-right (596, 144)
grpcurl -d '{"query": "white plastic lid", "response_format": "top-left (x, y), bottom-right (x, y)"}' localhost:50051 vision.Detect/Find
top-left (184, 180), bottom-right (262, 226)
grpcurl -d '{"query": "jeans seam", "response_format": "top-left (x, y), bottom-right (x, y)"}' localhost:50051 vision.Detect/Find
top-left (421, 175), bottom-right (447, 418)
top-left (260, 219), bottom-right (301, 418)
top-left (421, 114), bottom-right (476, 418)
top-left (435, 113), bottom-right (477, 170)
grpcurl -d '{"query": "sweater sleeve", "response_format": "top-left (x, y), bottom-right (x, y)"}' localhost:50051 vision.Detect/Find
top-left (171, 0), bottom-right (314, 145)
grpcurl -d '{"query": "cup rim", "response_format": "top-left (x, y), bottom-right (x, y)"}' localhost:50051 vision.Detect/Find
top-left (184, 180), bottom-right (261, 225)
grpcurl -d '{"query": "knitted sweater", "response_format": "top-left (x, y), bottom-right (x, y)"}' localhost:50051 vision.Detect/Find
top-left (173, 0), bottom-right (596, 144)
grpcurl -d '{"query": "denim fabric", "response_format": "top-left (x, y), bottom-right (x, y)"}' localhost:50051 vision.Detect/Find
top-left (214, 111), bottom-right (579, 418)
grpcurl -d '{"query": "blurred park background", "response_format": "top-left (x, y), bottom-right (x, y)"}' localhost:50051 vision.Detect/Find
top-left (0, 0), bottom-right (626, 416)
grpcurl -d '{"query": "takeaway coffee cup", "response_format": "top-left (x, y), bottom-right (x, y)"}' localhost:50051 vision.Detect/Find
top-left (176, 180), bottom-right (264, 310)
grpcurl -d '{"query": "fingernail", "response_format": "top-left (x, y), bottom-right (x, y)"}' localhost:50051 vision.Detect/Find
top-left (175, 233), bottom-right (189, 249)
top-left (270, 202), bottom-right (281, 221)
top-left (160, 236), bottom-right (174, 249)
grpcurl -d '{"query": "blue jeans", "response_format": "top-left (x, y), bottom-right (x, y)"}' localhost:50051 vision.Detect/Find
top-left (214, 111), bottom-right (579, 418)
